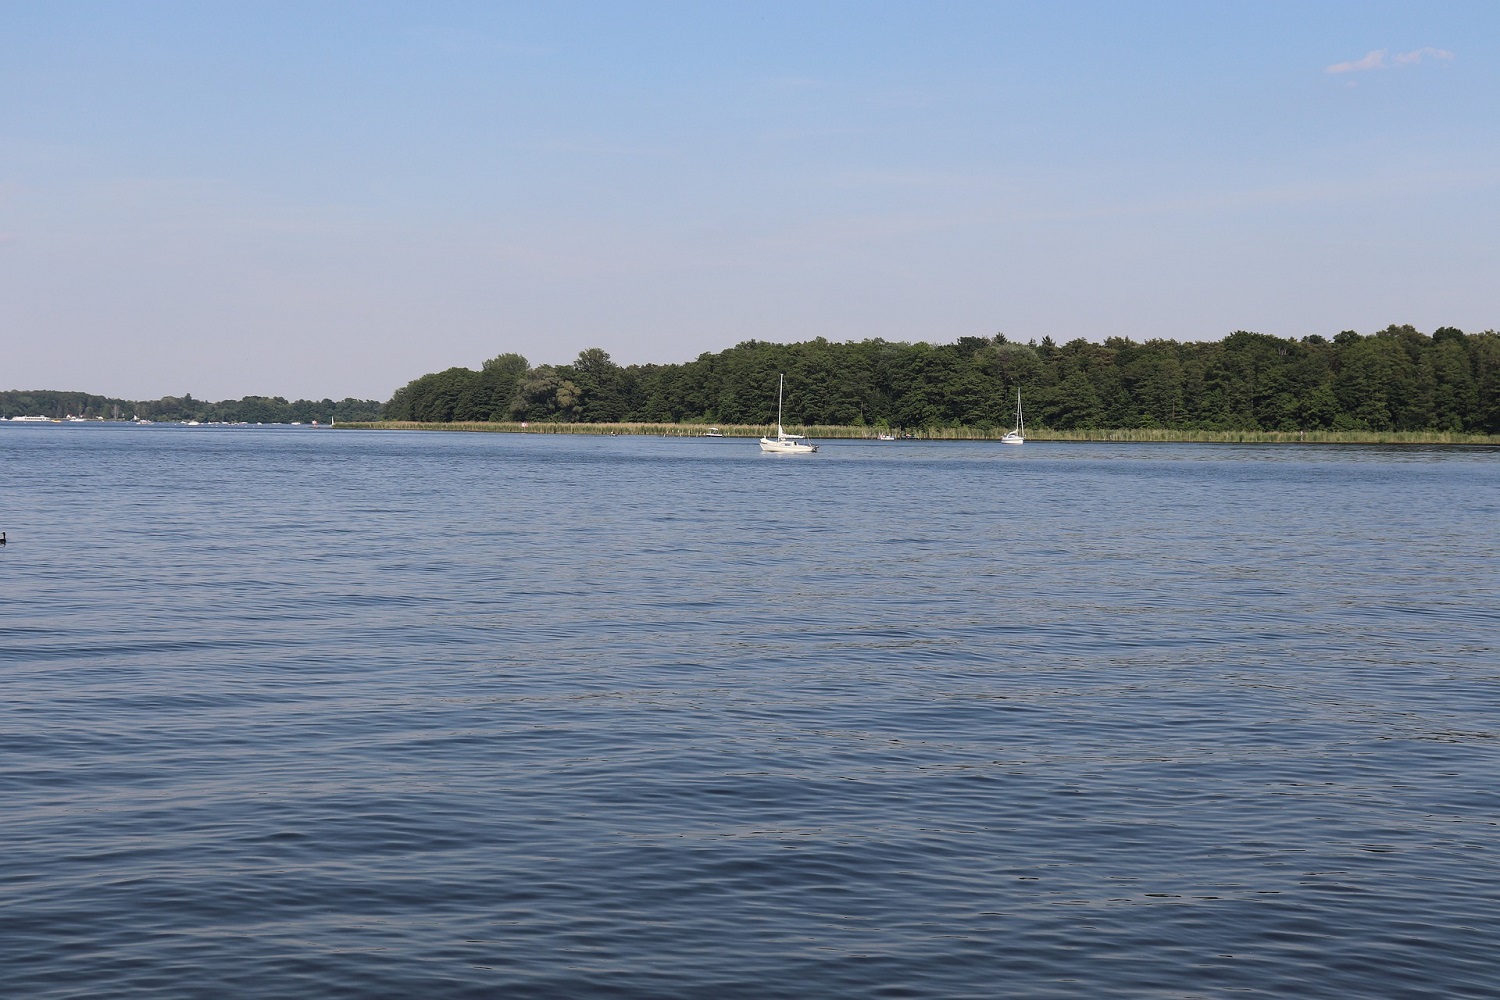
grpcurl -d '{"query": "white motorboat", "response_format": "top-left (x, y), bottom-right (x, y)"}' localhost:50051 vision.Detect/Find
top-left (876, 432), bottom-right (896, 441)
top-left (1001, 387), bottom-right (1025, 444)
top-left (759, 374), bottom-right (817, 453)
top-left (703, 427), bottom-right (724, 437)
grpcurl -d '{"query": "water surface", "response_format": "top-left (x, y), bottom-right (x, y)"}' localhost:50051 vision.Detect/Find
top-left (3, 425), bottom-right (1498, 997)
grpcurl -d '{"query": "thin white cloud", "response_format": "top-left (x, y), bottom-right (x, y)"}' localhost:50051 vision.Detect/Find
top-left (1327, 47), bottom-right (1454, 74)
top-left (1393, 47), bottom-right (1454, 66)
top-left (1327, 50), bottom-right (1387, 74)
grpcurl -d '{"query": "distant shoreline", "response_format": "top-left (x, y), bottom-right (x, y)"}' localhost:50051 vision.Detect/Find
top-left (334, 421), bottom-right (1500, 446)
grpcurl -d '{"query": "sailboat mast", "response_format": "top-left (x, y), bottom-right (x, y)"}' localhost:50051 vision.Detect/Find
top-left (777, 373), bottom-right (785, 432)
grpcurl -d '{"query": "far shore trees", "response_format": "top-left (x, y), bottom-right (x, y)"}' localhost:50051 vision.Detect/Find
top-left (0, 391), bottom-right (383, 424)
top-left (382, 327), bottom-right (1500, 435)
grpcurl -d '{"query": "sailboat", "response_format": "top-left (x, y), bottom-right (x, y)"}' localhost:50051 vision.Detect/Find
top-left (1001, 387), bottom-right (1024, 444)
top-left (759, 374), bottom-right (818, 453)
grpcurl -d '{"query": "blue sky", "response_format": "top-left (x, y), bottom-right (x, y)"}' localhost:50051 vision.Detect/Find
top-left (3, 1), bottom-right (1496, 400)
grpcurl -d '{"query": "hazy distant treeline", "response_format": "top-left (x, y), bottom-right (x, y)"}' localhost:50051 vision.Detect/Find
top-left (386, 326), bottom-right (1500, 433)
top-left (0, 390), bottom-right (383, 424)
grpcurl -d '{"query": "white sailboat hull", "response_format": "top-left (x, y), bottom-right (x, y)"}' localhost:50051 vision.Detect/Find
top-left (759, 385), bottom-right (818, 453)
top-left (1002, 387), bottom-right (1024, 444)
top-left (759, 437), bottom-right (817, 453)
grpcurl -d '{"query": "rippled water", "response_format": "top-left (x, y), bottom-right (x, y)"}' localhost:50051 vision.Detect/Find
top-left (3, 425), bottom-right (1498, 998)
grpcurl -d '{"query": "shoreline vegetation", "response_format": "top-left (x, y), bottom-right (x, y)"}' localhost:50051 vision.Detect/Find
top-left (9, 327), bottom-right (1496, 438)
top-left (335, 420), bottom-right (1500, 446)
top-left (384, 327), bottom-right (1500, 437)
top-left (0, 390), bottom-right (383, 424)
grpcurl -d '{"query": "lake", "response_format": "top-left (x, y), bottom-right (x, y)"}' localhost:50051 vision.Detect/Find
top-left (2, 425), bottom-right (1498, 998)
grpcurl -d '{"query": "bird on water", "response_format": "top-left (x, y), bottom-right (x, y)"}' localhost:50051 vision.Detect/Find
top-left (0, 532), bottom-right (6, 545)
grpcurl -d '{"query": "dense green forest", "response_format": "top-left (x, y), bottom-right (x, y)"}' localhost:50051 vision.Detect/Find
top-left (0, 390), bottom-right (383, 424)
top-left (385, 326), bottom-right (1500, 433)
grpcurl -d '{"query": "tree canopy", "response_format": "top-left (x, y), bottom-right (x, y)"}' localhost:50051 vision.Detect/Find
top-left (0, 390), bottom-right (383, 424)
top-left (384, 327), bottom-right (1500, 433)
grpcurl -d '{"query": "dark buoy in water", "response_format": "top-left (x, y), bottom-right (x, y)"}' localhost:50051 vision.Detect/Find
top-left (0, 532), bottom-right (6, 545)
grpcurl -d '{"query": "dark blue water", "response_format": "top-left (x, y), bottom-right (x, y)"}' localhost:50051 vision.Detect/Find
top-left (3, 425), bottom-right (1498, 998)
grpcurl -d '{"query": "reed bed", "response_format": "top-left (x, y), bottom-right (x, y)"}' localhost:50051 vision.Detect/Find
top-left (1026, 427), bottom-right (1500, 445)
top-left (806, 426), bottom-right (1500, 444)
top-left (336, 421), bottom-right (1500, 446)
top-left (341, 420), bottom-right (773, 437)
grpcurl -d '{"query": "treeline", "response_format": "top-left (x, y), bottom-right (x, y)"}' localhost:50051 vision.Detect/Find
top-left (0, 390), bottom-right (383, 424)
top-left (385, 326), bottom-right (1500, 433)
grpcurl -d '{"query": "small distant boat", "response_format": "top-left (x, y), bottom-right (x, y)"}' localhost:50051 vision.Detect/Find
top-left (10, 415), bottom-right (53, 422)
top-left (876, 432), bottom-right (896, 441)
top-left (703, 427), bottom-right (724, 437)
top-left (759, 374), bottom-right (817, 454)
top-left (1001, 388), bottom-right (1024, 445)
